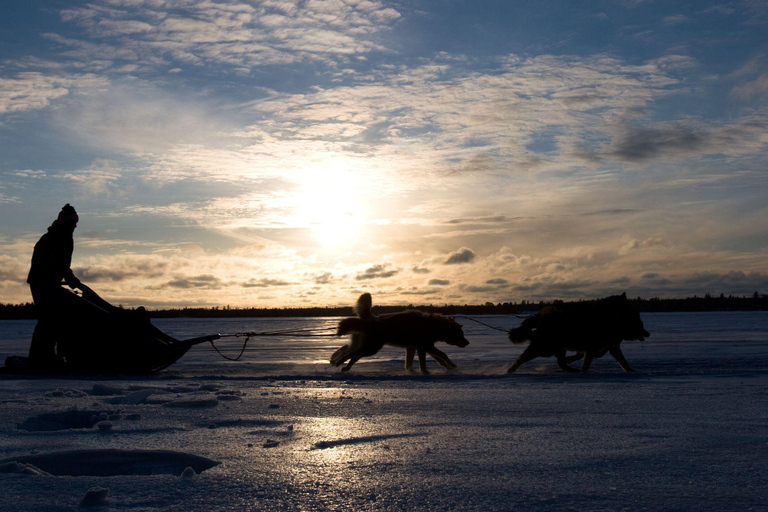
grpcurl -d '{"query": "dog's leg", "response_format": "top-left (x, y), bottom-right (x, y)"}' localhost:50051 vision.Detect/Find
top-left (507, 345), bottom-right (540, 373)
top-left (557, 351), bottom-right (581, 373)
top-left (330, 344), bottom-right (351, 366)
top-left (580, 351), bottom-right (596, 372)
top-left (564, 353), bottom-right (583, 364)
top-left (417, 348), bottom-right (429, 374)
top-left (426, 346), bottom-right (457, 370)
top-left (608, 346), bottom-right (635, 372)
top-left (337, 340), bottom-right (386, 372)
top-left (331, 332), bottom-right (363, 366)
top-left (405, 347), bottom-right (416, 372)
top-left (341, 357), bottom-right (359, 372)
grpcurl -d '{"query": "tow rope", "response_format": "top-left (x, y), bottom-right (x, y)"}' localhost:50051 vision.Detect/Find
top-left (454, 315), bottom-right (510, 333)
top-left (206, 317), bottom-right (514, 361)
top-left (207, 327), bottom-right (339, 361)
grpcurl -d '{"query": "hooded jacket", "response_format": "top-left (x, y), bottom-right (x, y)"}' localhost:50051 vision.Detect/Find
top-left (27, 220), bottom-right (77, 287)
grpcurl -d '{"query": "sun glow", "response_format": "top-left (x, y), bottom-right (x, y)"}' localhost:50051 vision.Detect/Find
top-left (292, 158), bottom-right (369, 249)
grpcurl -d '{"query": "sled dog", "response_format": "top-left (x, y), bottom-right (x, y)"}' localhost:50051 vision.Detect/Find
top-left (331, 293), bottom-right (470, 373)
top-left (507, 293), bottom-right (649, 373)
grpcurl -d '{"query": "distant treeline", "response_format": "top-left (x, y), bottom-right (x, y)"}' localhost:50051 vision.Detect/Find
top-left (1, 293), bottom-right (766, 320)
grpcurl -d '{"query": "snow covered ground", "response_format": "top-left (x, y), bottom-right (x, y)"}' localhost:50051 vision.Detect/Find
top-left (1, 312), bottom-right (767, 511)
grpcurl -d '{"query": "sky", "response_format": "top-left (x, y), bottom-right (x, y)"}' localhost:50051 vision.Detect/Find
top-left (1, 0), bottom-right (767, 309)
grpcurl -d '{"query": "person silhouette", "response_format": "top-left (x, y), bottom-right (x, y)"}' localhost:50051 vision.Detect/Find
top-left (26, 204), bottom-right (82, 368)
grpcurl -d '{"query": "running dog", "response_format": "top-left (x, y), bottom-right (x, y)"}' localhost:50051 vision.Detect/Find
top-left (331, 293), bottom-right (470, 373)
top-left (507, 293), bottom-right (649, 373)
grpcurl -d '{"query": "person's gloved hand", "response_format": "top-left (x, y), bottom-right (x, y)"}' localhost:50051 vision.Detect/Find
top-left (65, 274), bottom-right (81, 289)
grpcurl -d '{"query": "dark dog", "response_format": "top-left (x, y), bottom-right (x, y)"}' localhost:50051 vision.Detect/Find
top-left (507, 293), bottom-right (649, 373)
top-left (331, 293), bottom-right (470, 373)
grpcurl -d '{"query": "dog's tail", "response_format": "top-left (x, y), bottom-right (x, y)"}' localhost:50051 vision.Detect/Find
top-left (508, 315), bottom-right (538, 344)
top-left (354, 292), bottom-right (373, 319)
top-left (337, 317), bottom-right (367, 336)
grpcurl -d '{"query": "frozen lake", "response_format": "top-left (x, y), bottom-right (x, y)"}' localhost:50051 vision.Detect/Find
top-left (1, 312), bottom-right (767, 510)
top-left (2, 312), bottom-right (767, 376)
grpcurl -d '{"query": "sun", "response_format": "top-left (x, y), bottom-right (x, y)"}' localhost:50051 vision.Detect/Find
top-left (291, 157), bottom-right (368, 248)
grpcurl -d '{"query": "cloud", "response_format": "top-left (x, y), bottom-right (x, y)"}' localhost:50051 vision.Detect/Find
top-left (485, 278), bottom-right (509, 285)
top-left (241, 52), bottom-right (700, 181)
top-left (463, 285), bottom-right (499, 293)
top-left (731, 74), bottom-right (768, 101)
top-left (74, 256), bottom-right (170, 282)
top-left (661, 15), bottom-right (689, 26)
top-left (428, 279), bottom-right (450, 286)
top-left (619, 237), bottom-right (670, 255)
top-left (0, 255), bottom-right (27, 283)
top-left (51, 0), bottom-right (402, 72)
top-left (355, 264), bottom-right (399, 280)
top-left (60, 159), bottom-right (125, 197)
top-left (0, 73), bottom-right (84, 116)
top-left (445, 247), bottom-right (476, 265)
top-left (313, 271), bottom-right (334, 284)
top-left (444, 215), bottom-right (517, 225)
top-left (243, 278), bottom-right (293, 287)
top-left (582, 209), bottom-right (641, 217)
top-left (608, 122), bottom-right (706, 162)
top-left (401, 288), bottom-right (440, 296)
top-left (165, 274), bottom-right (224, 289)
top-left (0, 74), bottom-right (61, 115)
top-left (412, 265), bottom-right (431, 274)
top-left (0, 192), bottom-right (21, 204)
top-left (53, 84), bottom-right (238, 154)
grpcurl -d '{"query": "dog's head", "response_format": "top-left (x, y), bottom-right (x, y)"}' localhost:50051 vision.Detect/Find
top-left (440, 317), bottom-right (470, 347)
top-left (605, 293), bottom-right (650, 341)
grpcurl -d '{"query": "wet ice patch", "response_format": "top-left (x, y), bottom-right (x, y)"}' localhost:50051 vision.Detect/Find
top-left (45, 389), bottom-right (86, 398)
top-left (197, 419), bottom-right (283, 429)
top-left (312, 433), bottom-right (421, 450)
top-left (89, 384), bottom-right (124, 396)
top-left (106, 389), bottom-right (156, 405)
top-left (0, 449), bottom-right (220, 476)
top-left (17, 410), bottom-right (120, 431)
top-left (162, 398), bottom-right (218, 409)
top-left (216, 395), bottom-right (242, 402)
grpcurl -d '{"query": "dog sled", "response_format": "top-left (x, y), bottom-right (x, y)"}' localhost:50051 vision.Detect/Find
top-left (1, 285), bottom-right (218, 376)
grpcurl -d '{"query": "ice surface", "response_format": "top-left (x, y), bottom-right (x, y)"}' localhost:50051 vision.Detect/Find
top-left (0, 313), bottom-right (767, 510)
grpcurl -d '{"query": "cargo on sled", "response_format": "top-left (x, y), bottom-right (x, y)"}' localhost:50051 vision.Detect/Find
top-left (1, 284), bottom-right (217, 376)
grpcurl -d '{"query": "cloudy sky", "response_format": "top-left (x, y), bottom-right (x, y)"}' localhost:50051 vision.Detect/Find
top-left (1, 0), bottom-right (767, 308)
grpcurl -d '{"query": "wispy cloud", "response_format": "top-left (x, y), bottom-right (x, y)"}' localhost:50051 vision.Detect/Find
top-left (0, 73), bottom-right (106, 116)
top-left (355, 264), bottom-right (399, 280)
top-left (51, 0), bottom-right (401, 72)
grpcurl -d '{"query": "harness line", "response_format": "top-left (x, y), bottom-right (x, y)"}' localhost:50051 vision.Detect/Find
top-left (207, 327), bottom-right (339, 361)
top-left (454, 315), bottom-right (510, 333)
top-left (205, 317), bottom-right (513, 361)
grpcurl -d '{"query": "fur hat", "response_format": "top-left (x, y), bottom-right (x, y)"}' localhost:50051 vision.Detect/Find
top-left (57, 203), bottom-right (79, 224)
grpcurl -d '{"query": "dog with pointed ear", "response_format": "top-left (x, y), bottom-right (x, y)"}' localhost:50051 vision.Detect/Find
top-left (507, 292), bottom-right (649, 373)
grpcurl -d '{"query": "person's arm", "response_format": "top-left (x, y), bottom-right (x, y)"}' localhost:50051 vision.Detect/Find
top-left (64, 269), bottom-right (81, 288)
top-left (60, 234), bottom-right (80, 288)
